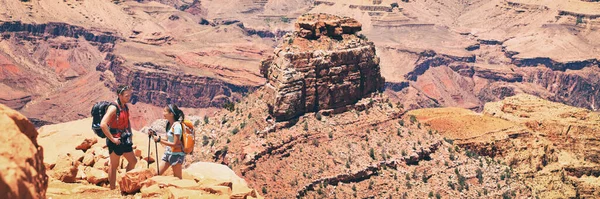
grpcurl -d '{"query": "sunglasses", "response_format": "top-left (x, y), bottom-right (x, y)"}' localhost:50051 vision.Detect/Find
top-left (118, 86), bottom-right (130, 95)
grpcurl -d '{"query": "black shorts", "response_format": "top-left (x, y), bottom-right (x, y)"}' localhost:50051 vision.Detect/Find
top-left (106, 131), bottom-right (133, 156)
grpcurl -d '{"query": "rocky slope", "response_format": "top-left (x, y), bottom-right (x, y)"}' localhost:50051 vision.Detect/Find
top-left (189, 86), bottom-right (531, 198)
top-left (260, 13), bottom-right (385, 121)
top-left (33, 113), bottom-right (262, 199)
top-left (409, 94), bottom-right (600, 198)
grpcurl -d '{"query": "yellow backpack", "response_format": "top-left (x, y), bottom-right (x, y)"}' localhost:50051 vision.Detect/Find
top-left (171, 120), bottom-right (195, 154)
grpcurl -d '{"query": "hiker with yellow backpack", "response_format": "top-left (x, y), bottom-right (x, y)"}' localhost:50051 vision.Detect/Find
top-left (150, 104), bottom-right (195, 179)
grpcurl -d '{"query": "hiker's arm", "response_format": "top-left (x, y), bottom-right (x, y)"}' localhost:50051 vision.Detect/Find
top-left (101, 106), bottom-right (119, 144)
top-left (156, 134), bottom-right (180, 147)
top-left (155, 124), bottom-right (182, 147)
top-left (128, 119), bottom-right (132, 134)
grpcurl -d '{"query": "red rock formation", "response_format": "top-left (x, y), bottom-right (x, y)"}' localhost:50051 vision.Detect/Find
top-left (0, 104), bottom-right (48, 199)
top-left (260, 13), bottom-right (385, 121)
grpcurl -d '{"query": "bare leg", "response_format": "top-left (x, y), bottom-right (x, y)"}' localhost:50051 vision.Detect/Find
top-left (109, 152), bottom-right (120, 190)
top-left (172, 163), bottom-right (182, 179)
top-left (158, 160), bottom-right (170, 176)
top-left (122, 152), bottom-right (138, 171)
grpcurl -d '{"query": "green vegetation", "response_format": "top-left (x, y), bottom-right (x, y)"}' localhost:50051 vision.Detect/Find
top-left (476, 168), bottom-right (484, 184)
top-left (369, 148), bottom-right (376, 160)
top-left (223, 101), bottom-right (235, 112)
top-left (409, 115), bottom-right (417, 124)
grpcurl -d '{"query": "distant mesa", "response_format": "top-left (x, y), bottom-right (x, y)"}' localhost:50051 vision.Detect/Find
top-left (260, 13), bottom-right (385, 121)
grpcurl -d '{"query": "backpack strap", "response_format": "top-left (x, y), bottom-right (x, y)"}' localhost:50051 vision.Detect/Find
top-left (170, 121), bottom-right (185, 152)
top-left (111, 102), bottom-right (121, 124)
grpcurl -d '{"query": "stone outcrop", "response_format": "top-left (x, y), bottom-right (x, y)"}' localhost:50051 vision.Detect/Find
top-left (260, 13), bottom-right (385, 121)
top-left (0, 104), bottom-right (48, 199)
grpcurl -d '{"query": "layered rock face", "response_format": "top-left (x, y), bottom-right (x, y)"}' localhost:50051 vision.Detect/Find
top-left (97, 55), bottom-right (250, 108)
top-left (260, 13), bottom-right (385, 121)
top-left (0, 104), bottom-right (48, 199)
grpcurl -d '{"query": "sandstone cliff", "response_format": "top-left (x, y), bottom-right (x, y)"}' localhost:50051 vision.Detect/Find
top-left (260, 13), bottom-right (385, 121)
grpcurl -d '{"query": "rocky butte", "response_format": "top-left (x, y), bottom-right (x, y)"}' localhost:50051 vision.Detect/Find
top-left (260, 13), bottom-right (385, 121)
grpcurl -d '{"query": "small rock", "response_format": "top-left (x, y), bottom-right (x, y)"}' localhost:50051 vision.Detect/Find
top-left (76, 137), bottom-right (98, 151)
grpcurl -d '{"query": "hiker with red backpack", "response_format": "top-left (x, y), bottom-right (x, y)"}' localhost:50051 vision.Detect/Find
top-left (149, 104), bottom-right (195, 179)
top-left (98, 85), bottom-right (138, 190)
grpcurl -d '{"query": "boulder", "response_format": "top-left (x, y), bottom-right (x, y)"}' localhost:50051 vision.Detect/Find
top-left (75, 137), bottom-right (98, 151)
top-left (119, 168), bottom-right (154, 194)
top-left (84, 167), bottom-right (109, 185)
top-left (52, 153), bottom-right (79, 183)
top-left (0, 104), bottom-right (48, 199)
top-left (0, 104), bottom-right (48, 198)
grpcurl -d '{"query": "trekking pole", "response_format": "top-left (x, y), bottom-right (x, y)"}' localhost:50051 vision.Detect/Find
top-left (155, 139), bottom-right (159, 175)
top-left (147, 130), bottom-right (151, 169)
